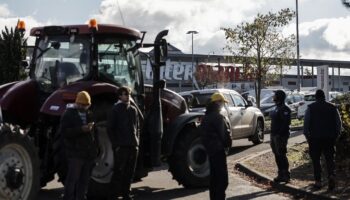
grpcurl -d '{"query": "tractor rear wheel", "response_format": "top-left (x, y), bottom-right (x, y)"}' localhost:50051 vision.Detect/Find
top-left (0, 124), bottom-right (40, 200)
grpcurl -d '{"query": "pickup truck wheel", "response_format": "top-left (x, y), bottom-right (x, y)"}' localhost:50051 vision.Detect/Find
top-left (251, 120), bottom-right (264, 145)
top-left (168, 127), bottom-right (210, 188)
top-left (0, 124), bottom-right (40, 200)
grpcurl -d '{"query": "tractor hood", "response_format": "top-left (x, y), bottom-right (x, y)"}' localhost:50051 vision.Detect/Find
top-left (40, 81), bottom-right (118, 116)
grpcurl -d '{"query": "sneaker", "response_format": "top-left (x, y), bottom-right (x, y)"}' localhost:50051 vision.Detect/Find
top-left (328, 177), bottom-right (336, 191)
top-left (313, 181), bottom-right (322, 190)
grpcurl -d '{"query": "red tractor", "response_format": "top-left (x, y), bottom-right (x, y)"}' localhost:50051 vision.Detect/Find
top-left (0, 20), bottom-right (211, 200)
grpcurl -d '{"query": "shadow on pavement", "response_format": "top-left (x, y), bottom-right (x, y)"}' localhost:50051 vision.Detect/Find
top-left (228, 145), bottom-right (253, 156)
top-left (227, 190), bottom-right (280, 200)
top-left (38, 188), bottom-right (64, 200)
top-left (133, 186), bottom-right (206, 200)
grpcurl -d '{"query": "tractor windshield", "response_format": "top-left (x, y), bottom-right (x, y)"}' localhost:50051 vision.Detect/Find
top-left (97, 38), bottom-right (141, 94)
top-left (34, 35), bottom-right (90, 91)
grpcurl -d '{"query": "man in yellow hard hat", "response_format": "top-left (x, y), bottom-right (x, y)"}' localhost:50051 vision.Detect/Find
top-left (60, 91), bottom-right (98, 200)
top-left (199, 92), bottom-right (231, 200)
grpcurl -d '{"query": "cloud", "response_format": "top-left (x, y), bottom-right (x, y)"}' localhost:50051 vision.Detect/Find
top-left (92, 0), bottom-right (264, 54)
top-left (323, 17), bottom-right (350, 50)
top-left (91, 0), bottom-right (350, 61)
top-left (283, 16), bottom-right (350, 60)
top-left (0, 4), bottom-right (44, 44)
top-left (0, 4), bottom-right (10, 17)
top-left (1, 0), bottom-right (349, 62)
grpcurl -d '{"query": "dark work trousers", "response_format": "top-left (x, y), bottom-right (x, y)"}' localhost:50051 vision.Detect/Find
top-left (109, 146), bottom-right (138, 199)
top-left (308, 138), bottom-right (336, 182)
top-left (63, 158), bottom-right (94, 200)
top-left (209, 149), bottom-right (228, 200)
top-left (270, 135), bottom-right (290, 177)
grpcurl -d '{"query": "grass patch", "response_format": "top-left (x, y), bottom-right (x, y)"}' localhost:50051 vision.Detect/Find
top-left (242, 142), bottom-right (350, 199)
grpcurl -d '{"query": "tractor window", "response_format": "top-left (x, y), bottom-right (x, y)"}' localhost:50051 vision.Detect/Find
top-left (97, 39), bottom-right (140, 93)
top-left (34, 36), bottom-right (90, 91)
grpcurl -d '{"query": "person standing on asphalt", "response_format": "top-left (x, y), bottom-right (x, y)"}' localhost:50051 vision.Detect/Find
top-left (269, 90), bottom-right (291, 183)
top-left (303, 89), bottom-right (342, 191)
top-left (60, 91), bottom-right (98, 200)
top-left (200, 93), bottom-right (231, 200)
top-left (107, 86), bottom-right (139, 200)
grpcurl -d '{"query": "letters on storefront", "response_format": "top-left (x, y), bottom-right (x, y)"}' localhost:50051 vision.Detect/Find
top-left (142, 60), bottom-right (245, 82)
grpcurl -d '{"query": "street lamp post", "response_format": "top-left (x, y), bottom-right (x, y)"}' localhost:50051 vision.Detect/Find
top-left (296, 0), bottom-right (301, 91)
top-left (187, 30), bottom-right (198, 89)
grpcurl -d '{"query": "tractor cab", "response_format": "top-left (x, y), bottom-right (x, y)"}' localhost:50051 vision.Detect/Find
top-left (29, 20), bottom-right (144, 99)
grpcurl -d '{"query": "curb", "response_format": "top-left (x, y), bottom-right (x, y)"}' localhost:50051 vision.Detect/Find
top-left (291, 126), bottom-right (303, 131)
top-left (235, 151), bottom-right (339, 200)
top-left (264, 126), bottom-right (303, 134)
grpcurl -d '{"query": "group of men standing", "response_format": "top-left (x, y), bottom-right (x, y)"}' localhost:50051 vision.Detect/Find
top-left (59, 86), bottom-right (138, 200)
top-left (270, 89), bottom-right (341, 192)
top-left (200, 89), bottom-right (341, 200)
top-left (58, 86), bottom-right (341, 200)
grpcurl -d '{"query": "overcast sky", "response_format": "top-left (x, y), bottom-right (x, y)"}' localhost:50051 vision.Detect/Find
top-left (1, 0), bottom-right (350, 62)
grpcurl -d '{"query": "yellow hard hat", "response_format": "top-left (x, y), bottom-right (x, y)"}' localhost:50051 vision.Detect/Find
top-left (75, 91), bottom-right (91, 105)
top-left (210, 92), bottom-right (228, 103)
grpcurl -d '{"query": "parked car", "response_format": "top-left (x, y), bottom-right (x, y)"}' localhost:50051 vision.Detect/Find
top-left (241, 89), bottom-right (276, 103)
top-left (179, 89), bottom-right (265, 145)
top-left (248, 90), bottom-right (304, 118)
top-left (297, 91), bottom-right (342, 119)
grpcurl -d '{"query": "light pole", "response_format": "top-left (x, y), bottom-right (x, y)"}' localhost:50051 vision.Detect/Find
top-left (296, 0), bottom-right (301, 91)
top-left (187, 30), bottom-right (198, 89)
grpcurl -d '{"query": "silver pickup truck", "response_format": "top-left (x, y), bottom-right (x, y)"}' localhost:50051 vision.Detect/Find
top-left (179, 88), bottom-right (265, 145)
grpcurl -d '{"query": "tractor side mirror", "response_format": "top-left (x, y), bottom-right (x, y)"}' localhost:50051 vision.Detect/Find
top-left (160, 39), bottom-right (168, 62)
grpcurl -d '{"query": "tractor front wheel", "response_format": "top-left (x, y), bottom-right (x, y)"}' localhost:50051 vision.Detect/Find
top-left (168, 127), bottom-right (210, 188)
top-left (0, 124), bottom-right (40, 200)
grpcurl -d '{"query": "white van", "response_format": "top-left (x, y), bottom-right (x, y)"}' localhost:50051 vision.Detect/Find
top-left (297, 91), bottom-right (342, 119)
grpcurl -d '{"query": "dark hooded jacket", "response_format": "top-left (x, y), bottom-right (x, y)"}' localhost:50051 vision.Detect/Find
top-left (270, 90), bottom-right (291, 136)
top-left (107, 101), bottom-right (139, 148)
top-left (59, 106), bottom-right (98, 160)
top-left (304, 99), bottom-right (341, 139)
top-left (199, 102), bottom-right (231, 156)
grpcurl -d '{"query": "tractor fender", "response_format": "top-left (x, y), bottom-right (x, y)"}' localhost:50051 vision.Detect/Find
top-left (0, 81), bottom-right (19, 100)
top-left (163, 112), bottom-right (204, 156)
top-left (0, 80), bottom-right (40, 127)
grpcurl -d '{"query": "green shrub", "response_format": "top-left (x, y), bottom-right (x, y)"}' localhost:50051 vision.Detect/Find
top-left (333, 93), bottom-right (350, 161)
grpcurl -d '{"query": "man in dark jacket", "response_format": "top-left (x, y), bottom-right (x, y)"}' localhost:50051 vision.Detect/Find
top-left (200, 92), bottom-right (231, 200)
top-left (107, 86), bottom-right (139, 200)
top-left (60, 91), bottom-right (98, 200)
top-left (269, 90), bottom-right (291, 183)
top-left (303, 89), bottom-right (341, 190)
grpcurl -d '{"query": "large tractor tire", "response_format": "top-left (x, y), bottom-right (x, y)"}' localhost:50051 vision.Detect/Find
top-left (86, 121), bottom-right (115, 200)
top-left (168, 127), bottom-right (210, 188)
top-left (52, 120), bottom-right (114, 200)
top-left (0, 124), bottom-right (40, 200)
top-left (251, 119), bottom-right (264, 145)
